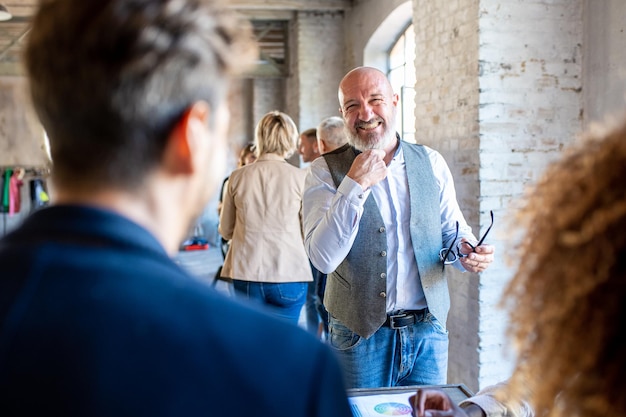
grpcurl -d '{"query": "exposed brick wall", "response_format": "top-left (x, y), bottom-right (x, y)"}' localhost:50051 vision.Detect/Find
top-left (252, 78), bottom-right (286, 125)
top-left (413, 0), bottom-right (583, 392)
top-left (583, 0), bottom-right (626, 126)
top-left (477, 0), bottom-right (582, 388)
top-left (290, 11), bottom-right (345, 135)
top-left (412, 0), bottom-right (482, 390)
top-left (0, 77), bottom-right (49, 167)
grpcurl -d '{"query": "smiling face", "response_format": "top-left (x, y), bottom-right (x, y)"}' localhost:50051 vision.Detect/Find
top-left (338, 67), bottom-right (399, 151)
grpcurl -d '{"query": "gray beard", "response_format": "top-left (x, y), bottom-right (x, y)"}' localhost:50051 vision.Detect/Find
top-left (348, 126), bottom-right (396, 151)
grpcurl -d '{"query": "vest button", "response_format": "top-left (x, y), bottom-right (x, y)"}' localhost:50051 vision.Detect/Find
top-left (380, 251), bottom-right (387, 257)
top-left (380, 273), bottom-right (386, 279)
top-left (358, 193), bottom-right (364, 199)
top-left (379, 291), bottom-right (386, 298)
top-left (379, 227), bottom-right (385, 233)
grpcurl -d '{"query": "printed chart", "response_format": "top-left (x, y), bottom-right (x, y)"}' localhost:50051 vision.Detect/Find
top-left (349, 392), bottom-right (414, 417)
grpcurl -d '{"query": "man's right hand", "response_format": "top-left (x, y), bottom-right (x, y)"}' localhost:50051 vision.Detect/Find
top-left (346, 149), bottom-right (387, 190)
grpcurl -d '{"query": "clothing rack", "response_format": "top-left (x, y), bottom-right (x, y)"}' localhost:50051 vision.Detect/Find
top-left (0, 165), bottom-right (51, 178)
top-left (0, 165), bottom-right (51, 237)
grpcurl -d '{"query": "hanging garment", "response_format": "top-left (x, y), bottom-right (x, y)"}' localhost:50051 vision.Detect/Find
top-left (30, 178), bottom-right (49, 212)
top-left (9, 170), bottom-right (24, 215)
top-left (2, 169), bottom-right (12, 213)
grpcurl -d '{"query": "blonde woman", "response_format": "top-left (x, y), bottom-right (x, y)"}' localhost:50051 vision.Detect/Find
top-left (219, 111), bottom-right (313, 323)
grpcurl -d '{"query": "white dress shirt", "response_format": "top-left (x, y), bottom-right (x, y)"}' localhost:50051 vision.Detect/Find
top-left (303, 143), bottom-right (476, 312)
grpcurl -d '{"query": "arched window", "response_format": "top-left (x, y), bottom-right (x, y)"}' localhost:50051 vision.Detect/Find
top-left (388, 23), bottom-right (416, 143)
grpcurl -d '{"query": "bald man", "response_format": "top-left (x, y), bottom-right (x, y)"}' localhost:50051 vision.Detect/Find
top-left (302, 67), bottom-right (495, 389)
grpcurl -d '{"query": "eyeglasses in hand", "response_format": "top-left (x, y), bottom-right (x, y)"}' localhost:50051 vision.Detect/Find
top-left (438, 210), bottom-right (494, 271)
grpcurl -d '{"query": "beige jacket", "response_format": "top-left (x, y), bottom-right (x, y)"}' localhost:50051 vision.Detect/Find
top-left (218, 153), bottom-right (313, 283)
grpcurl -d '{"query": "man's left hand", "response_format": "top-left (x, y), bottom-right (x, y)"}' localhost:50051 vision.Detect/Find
top-left (458, 239), bottom-right (495, 273)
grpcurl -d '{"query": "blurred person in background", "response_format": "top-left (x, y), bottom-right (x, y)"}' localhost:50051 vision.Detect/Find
top-left (217, 142), bottom-right (257, 257)
top-left (297, 126), bottom-right (326, 336)
top-left (219, 111), bottom-right (313, 324)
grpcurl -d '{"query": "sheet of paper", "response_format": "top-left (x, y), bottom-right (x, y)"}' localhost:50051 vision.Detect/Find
top-left (349, 391), bottom-right (415, 416)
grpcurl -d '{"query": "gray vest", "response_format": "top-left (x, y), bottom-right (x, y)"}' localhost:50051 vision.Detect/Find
top-left (323, 140), bottom-right (448, 338)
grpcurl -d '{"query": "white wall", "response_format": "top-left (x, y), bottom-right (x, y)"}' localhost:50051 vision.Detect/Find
top-left (290, 11), bottom-right (346, 132)
top-left (583, 0), bottom-right (626, 127)
top-left (411, 0), bottom-right (584, 392)
top-left (343, 0), bottom-right (410, 70)
top-left (476, 0), bottom-right (584, 390)
top-left (412, 0), bottom-right (483, 390)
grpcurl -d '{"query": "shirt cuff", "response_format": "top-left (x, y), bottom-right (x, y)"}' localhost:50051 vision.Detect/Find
top-left (337, 176), bottom-right (370, 206)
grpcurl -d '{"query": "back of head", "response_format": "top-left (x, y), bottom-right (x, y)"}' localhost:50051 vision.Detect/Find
top-left (254, 111), bottom-right (298, 158)
top-left (503, 117), bottom-right (626, 417)
top-left (238, 143), bottom-right (257, 167)
top-left (25, 0), bottom-right (256, 192)
top-left (317, 116), bottom-right (348, 153)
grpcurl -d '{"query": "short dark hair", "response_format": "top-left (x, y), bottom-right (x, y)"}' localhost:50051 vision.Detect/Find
top-left (300, 128), bottom-right (317, 142)
top-left (25, 0), bottom-right (256, 191)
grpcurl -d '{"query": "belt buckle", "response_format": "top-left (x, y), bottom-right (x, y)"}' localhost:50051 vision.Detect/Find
top-left (388, 312), bottom-right (410, 329)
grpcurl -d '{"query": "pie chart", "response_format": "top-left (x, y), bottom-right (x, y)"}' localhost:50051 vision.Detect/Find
top-left (373, 402), bottom-right (412, 415)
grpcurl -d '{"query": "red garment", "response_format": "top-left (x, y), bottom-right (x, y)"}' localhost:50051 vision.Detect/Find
top-left (9, 171), bottom-right (23, 215)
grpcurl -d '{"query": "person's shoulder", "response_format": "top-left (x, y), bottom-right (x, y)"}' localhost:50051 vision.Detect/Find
top-left (310, 154), bottom-right (330, 169)
top-left (324, 143), bottom-right (352, 156)
top-left (278, 159), bottom-right (308, 176)
top-left (226, 164), bottom-right (251, 186)
top-left (400, 139), bottom-right (433, 152)
top-left (402, 141), bottom-right (444, 162)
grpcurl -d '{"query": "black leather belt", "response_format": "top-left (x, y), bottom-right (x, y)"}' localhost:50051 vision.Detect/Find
top-left (384, 309), bottom-right (428, 329)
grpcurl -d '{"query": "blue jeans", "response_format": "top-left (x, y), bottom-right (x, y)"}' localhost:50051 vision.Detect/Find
top-left (305, 280), bottom-right (319, 333)
top-left (232, 280), bottom-right (307, 324)
top-left (328, 311), bottom-right (448, 388)
top-left (305, 263), bottom-right (329, 335)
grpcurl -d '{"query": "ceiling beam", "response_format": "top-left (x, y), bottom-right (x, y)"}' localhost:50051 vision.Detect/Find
top-left (229, 0), bottom-right (351, 12)
top-left (236, 10), bottom-right (294, 21)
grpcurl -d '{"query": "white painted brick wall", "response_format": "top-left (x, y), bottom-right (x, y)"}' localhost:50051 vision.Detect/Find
top-left (292, 11), bottom-right (345, 132)
top-left (252, 78), bottom-right (285, 126)
top-left (478, 0), bottom-right (583, 390)
top-left (413, 0), bottom-right (582, 393)
top-left (413, 0), bottom-right (482, 391)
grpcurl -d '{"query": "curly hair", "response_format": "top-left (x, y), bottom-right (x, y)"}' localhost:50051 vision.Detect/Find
top-left (501, 118), bottom-right (626, 417)
top-left (25, 0), bottom-right (257, 192)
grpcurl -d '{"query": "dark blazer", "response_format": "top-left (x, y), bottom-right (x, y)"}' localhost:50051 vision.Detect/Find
top-left (0, 205), bottom-right (351, 417)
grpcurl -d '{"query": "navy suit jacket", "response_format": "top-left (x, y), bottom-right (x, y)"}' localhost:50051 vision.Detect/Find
top-left (0, 205), bottom-right (352, 416)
